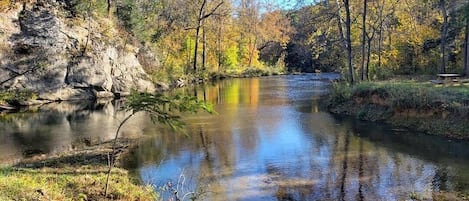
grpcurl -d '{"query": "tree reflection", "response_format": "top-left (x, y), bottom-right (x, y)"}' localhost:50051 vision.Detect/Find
top-left (11, 75), bottom-right (461, 200)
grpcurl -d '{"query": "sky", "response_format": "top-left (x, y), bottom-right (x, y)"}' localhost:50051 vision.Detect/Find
top-left (272, 0), bottom-right (317, 10)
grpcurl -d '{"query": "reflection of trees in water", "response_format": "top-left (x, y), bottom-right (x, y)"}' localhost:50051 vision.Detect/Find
top-left (339, 131), bottom-right (350, 201)
top-left (130, 76), bottom-right (469, 200)
top-left (357, 136), bottom-right (364, 201)
top-left (5, 111), bottom-right (73, 157)
top-left (0, 100), bottom-right (150, 163)
top-left (260, 119), bottom-right (467, 200)
top-left (433, 166), bottom-right (449, 192)
top-left (267, 164), bottom-right (315, 201)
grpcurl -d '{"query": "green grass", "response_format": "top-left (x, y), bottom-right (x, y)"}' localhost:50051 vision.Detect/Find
top-left (0, 165), bottom-right (157, 201)
top-left (330, 81), bottom-right (469, 110)
top-left (328, 81), bottom-right (469, 138)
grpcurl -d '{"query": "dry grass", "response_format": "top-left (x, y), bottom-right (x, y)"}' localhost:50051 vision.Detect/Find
top-left (0, 165), bottom-right (157, 200)
top-left (0, 139), bottom-right (157, 200)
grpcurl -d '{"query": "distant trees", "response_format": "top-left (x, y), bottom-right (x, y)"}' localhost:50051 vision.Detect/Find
top-left (108, 0), bottom-right (294, 78)
top-left (61, 0), bottom-right (469, 80)
top-left (285, 0), bottom-right (469, 80)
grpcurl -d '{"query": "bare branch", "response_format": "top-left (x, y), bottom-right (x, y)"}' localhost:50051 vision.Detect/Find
top-left (201, 1), bottom-right (224, 20)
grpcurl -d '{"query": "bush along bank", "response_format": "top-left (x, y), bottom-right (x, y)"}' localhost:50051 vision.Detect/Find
top-left (327, 82), bottom-right (469, 139)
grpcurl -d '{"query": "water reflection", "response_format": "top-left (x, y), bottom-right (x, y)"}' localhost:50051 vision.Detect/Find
top-left (0, 100), bottom-right (150, 164)
top-left (125, 74), bottom-right (469, 201)
top-left (1, 74), bottom-right (468, 200)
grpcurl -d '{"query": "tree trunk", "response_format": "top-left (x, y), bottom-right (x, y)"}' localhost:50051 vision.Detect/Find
top-left (193, 24), bottom-right (201, 73)
top-left (248, 38), bottom-right (257, 67)
top-left (335, 0), bottom-right (346, 46)
top-left (378, 20), bottom-right (383, 70)
top-left (344, 0), bottom-right (355, 84)
top-left (440, 0), bottom-right (448, 73)
top-left (366, 36), bottom-right (373, 81)
top-left (193, 0), bottom-right (207, 73)
top-left (217, 18), bottom-right (223, 72)
top-left (107, 0), bottom-right (111, 16)
top-left (464, 18), bottom-right (469, 76)
top-left (360, 0), bottom-right (368, 81)
top-left (202, 25), bottom-right (207, 71)
top-left (192, 0), bottom-right (223, 73)
top-left (187, 38), bottom-right (192, 74)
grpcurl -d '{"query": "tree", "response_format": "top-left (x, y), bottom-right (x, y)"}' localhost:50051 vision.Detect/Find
top-left (463, 3), bottom-right (469, 76)
top-left (335, 0), bottom-right (346, 45)
top-left (107, 0), bottom-right (111, 16)
top-left (440, 0), bottom-right (449, 73)
top-left (375, 0), bottom-right (399, 71)
top-left (192, 0), bottom-right (224, 73)
top-left (237, 0), bottom-right (261, 67)
top-left (258, 10), bottom-right (293, 67)
top-left (360, 0), bottom-right (368, 81)
top-left (343, 0), bottom-right (355, 84)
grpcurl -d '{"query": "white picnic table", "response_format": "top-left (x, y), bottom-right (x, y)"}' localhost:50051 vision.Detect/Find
top-left (437, 73), bottom-right (461, 80)
top-left (433, 73), bottom-right (468, 85)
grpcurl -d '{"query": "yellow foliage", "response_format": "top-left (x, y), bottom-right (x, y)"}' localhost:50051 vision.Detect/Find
top-left (0, 0), bottom-right (11, 11)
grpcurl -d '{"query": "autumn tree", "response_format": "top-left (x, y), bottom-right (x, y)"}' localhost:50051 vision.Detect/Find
top-left (75, 0), bottom-right (469, 81)
top-left (440, 0), bottom-right (449, 73)
top-left (258, 10), bottom-right (293, 68)
top-left (237, 0), bottom-right (261, 67)
top-left (192, 0), bottom-right (224, 73)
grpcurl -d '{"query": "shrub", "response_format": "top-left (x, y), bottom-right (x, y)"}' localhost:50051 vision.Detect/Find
top-left (241, 67), bottom-right (269, 77)
top-left (328, 83), bottom-right (353, 107)
top-left (0, 90), bottom-right (37, 106)
top-left (69, 0), bottom-right (108, 17)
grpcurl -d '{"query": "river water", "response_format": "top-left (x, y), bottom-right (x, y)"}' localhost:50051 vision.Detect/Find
top-left (1, 74), bottom-right (468, 200)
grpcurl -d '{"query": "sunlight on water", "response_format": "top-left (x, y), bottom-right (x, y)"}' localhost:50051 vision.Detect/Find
top-left (1, 74), bottom-right (468, 200)
top-left (127, 74), bottom-right (469, 201)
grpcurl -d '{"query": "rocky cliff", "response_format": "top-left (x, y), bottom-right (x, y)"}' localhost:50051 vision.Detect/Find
top-left (0, 1), bottom-right (157, 102)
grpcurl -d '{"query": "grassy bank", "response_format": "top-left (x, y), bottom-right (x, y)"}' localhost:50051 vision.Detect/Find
top-left (0, 139), bottom-right (157, 201)
top-left (327, 81), bottom-right (469, 139)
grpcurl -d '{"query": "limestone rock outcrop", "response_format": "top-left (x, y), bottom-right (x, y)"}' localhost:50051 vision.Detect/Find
top-left (0, 1), bottom-right (157, 102)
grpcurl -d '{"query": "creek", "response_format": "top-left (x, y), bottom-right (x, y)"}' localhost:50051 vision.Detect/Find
top-left (1, 74), bottom-right (468, 200)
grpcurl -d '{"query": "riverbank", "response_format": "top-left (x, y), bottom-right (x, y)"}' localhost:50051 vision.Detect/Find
top-left (0, 67), bottom-right (284, 111)
top-left (0, 139), bottom-right (157, 200)
top-left (326, 81), bottom-right (469, 139)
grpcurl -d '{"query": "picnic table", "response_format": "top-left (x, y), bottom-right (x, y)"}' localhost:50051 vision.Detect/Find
top-left (431, 73), bottom-right (468, 85)
top-left (437, 73), bottom-right (460, 80)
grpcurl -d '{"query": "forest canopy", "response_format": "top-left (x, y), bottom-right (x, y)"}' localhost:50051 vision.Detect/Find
top-left (8, 0), bottom-right (467, 81)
